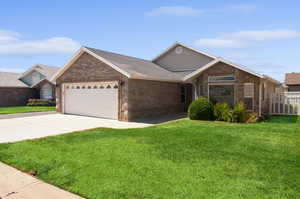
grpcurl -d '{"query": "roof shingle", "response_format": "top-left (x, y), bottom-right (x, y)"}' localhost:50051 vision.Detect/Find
top-left (0, 72), bottom-right (28, 88)
top-left (285, 73), bottom-right (300, 85)
top-left (85, 47), bottom-right (183, 81)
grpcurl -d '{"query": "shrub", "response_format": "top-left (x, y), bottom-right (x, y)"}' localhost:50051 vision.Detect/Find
top-left (188, 98), bottom-right (214, 120)
top-left (246, 112), bottom-right (260, 123)
top-left (27, 99), bottom-right (55, 106)
top-left (232, 102), bottom-right (248, 123)
top-left (214, 103), bottom-right (233, 122)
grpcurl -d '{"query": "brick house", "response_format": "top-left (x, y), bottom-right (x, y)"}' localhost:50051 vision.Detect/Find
top-left (285, 73), bottom-right (300, 92)
top-left (52, 43), bottom-right (279, 121)
top-left (0, 64), bottom-right (59, 107)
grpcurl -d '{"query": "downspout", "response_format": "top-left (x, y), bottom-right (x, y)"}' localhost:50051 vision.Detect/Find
top-left (259, 80), bottom-right (262, 117)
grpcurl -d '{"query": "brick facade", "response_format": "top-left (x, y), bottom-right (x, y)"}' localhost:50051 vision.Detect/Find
top-left (56, 52), bottom-right (276, 120)
top-left (127, 80), bottom-right (191, 120)
top-left (194, 62), bottom-right (262, 113)
top-left (0, 88), bottom-right (38, 107)
top-left (56, 52), bottom-right (129, 121)
top-left (56, 53), bottom-right (190, 121)
top-left (288, 85), bottom-right (300, 92)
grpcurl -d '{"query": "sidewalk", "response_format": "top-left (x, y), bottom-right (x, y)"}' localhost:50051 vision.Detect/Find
top-left (0, 162), bottom-right (84, 199)
top-left (0, 111), bottom-right (56, 120)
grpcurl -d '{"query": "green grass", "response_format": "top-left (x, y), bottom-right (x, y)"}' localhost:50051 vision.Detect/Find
top-left (0, 106), bottom-right (55, 114)
top-left (0, 116), bottom-right (299, 199)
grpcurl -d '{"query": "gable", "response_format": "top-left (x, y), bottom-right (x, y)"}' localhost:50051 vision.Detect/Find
top-left (153, 44), bottom-right (214, 72)
top-left (56, 52), bottom-right (126, 84)
top-left (201, 62), bottom-right (260, 82)
top-left (20, 70), bottom-right (45, 86)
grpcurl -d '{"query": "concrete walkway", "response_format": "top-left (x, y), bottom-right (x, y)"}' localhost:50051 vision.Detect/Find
top-left (0, 113), bottom-right (152, 143)
top-left (0, 111), bottom-right (56, 120)
top-left (0, 162), bottom-right (84, 199)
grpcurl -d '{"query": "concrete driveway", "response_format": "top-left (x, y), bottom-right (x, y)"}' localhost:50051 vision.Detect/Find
top-left (0, 114), bottom-right (151, 143)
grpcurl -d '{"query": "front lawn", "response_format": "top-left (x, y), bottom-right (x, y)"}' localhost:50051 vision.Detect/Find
top-left (0, 106), bottom-right (55, 114)
top-left (0, 116), bottom-right (299, 199)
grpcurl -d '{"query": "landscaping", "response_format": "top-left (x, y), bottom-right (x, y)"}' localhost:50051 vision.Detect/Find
top-left (188, 98), bottom-right (259, 123)
top-left (0, 116), bottom-right (299, 199)
top-left (0, 106), bottom-right (55, 114)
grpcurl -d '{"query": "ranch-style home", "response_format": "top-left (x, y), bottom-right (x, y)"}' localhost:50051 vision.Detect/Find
top-left (52, 42), bottom-right (279, 121)
top-left (0, 64), bottom-right (59, 107)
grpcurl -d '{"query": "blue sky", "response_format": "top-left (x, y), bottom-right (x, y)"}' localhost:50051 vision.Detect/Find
top-left (1, 0), bottom-right (300, 81)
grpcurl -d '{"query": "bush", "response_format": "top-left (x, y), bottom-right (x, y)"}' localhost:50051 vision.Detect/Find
top-left (232, 102), bottom-right (248, 123)
top-left (27, 99), bottom-right (55, 106)
top-left (188, 98), bottom-right (214, 120)
top-left (214, 103), bottom-right (233, 122)
top-left (246, 112), bottom-right (260, 123)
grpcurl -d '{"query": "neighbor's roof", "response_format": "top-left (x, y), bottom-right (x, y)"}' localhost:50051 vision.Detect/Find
top-left (0, 72), bottom-right (28, 88)
top-left (285, 73), bottom-right (300, 85)
top-left (19, 64), bottom-right (60, 82)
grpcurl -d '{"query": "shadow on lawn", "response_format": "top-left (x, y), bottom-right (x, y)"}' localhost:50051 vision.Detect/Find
top-left (266, 115), bottom-right (299, 123)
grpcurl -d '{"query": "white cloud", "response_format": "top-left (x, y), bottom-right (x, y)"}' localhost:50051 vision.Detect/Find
top-left (194, 29), bottom-right (300, 48)
top-left (226, 30), bottom-right (300, 41)
top-left (145, 6), bottom-right (203, 17)
top-left (0, 30), bottom-right (20, 44)
top-left (0, 30), bottom-right (80, 56)
top-left (225, 4), bottom-right (257, 13)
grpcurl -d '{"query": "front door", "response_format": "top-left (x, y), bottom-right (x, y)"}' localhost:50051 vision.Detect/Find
top-left (209, 84), bottom-right (234, 107)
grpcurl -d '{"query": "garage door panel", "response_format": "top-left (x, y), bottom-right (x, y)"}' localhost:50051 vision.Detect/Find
top-left (64, 82), bottom-right (118, 119)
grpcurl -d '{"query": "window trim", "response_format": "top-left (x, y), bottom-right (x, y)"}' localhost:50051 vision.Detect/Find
top-left (208, 75), bottom-right (235, 83)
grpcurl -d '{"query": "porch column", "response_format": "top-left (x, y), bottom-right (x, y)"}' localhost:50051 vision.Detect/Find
top-left (192, 83), bottom-right (197, 100)
top-left (192, 80), bottom-right (199, 100)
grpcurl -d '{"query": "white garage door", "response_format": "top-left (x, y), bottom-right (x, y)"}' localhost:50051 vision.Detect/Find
top-left (63, 81), bottom-right (119, 119)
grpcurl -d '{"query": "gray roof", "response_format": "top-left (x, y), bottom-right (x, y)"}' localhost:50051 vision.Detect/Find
top-left (85, 47), bottom-right (183, 81)
top-left (0, 72), bottom-right (28, 88)
top-left (0, 65), bottom-right (60, 88)
top-left (20, 64), bottom-right (60, 82)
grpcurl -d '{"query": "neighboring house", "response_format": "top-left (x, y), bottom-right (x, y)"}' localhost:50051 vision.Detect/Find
top-left (285, 73), bottom-right (300, 91)
top-left (0, 64), bottom-right (60, 107)
top-left (52, 42), bottom-right (279, 121)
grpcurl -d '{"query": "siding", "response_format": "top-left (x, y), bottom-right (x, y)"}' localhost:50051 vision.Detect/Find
top-left (154, 45), bottom-right (214, 72)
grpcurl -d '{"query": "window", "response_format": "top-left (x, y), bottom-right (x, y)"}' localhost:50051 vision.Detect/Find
top-left (244, 83), bottom-right (254, 110)
top-left (208, 75), bottom-right (235, 83)
top-left (181, 85), bottom-right (186, 103)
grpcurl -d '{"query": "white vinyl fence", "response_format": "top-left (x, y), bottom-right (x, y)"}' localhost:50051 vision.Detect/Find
top-left (270, 93), bottom-right (300, 115)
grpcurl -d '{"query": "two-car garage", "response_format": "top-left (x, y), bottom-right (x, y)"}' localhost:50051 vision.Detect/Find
top-left (62, 81), bottom-right (119, 119)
